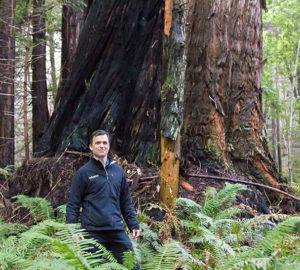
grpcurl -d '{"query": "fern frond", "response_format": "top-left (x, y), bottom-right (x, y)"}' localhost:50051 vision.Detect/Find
top-left (220, 216), bottom-right (300, 269)
top-left (175, 198), bottom-right (202, 217)
top-left (143, 241), bottom-right (179, 270)
top-left (214, 207), bottom-right (241, 221)
top-left (93, 262), bottom-right (128, 270)
top-left (256, 216), bottom-right (300, 255)
top-left (122, 250), bottom-right (137, 270)
top-left (0, 221), bottom-right (28, 241)
top-left (191, 212), bottom-right (213, 227)
top-left (201, 183), bottom-right (246, 218)
top-left (203, 186), bottom-right (217, 202)
top-left (13, 195), bottom-right (54, 222)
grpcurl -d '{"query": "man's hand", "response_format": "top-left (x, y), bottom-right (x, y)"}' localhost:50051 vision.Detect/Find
top-left (73, 233), bottom-right (84, 243)
top-left (131, 229), bottom-right (141, 239)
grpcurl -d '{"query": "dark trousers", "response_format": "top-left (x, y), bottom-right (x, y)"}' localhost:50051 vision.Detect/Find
top-left (87, 230), bottom-right (140, 270)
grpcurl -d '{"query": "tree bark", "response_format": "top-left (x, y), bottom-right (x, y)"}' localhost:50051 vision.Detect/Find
top-left (31, 0), bottom-right (49, 153)
top-left (48, 32), bottom-right (57, 92)
top-left (36, 0), bottom-right (163, 166)
top-left (272, 117), bottom-right (279, 168)
top-left (160, 0), bottom-right (186, 208)
top-left (55, 3), bottom-right (82, 109)
top-left (287, 40), bottom-right (300, 185)
top-left (0, 0), bottom-right (15, 168)
top-left (182, 0), bottom-right (281, 188)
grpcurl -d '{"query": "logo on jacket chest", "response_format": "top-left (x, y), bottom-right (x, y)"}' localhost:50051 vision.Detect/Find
top-left (88, 174), bottom-right (99, 180)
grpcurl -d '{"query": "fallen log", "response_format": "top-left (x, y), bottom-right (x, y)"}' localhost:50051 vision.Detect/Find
top-left (184, 173), bottom-right (300, 201)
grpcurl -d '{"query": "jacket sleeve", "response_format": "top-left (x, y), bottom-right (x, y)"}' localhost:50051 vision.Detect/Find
top-left (120, 171), bottom-right (140, 230)
top-left (66, 170), bottom-right (86, 224)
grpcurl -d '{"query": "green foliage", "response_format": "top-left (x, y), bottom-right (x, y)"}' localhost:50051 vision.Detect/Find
top-left (1, 187), bottom-right (299, 269)
top-left (262, 0), bottom-right (300, 183)
top-left (12, 195), bottom-right (54, 222)
top-left (201, 183), bottom-right (246, 218)
top-left (220, 216), bottom-right (300, 269)
top-left (0, 165), bottom-right (14, 179)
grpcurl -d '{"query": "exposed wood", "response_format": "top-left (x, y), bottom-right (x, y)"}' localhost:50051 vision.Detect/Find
top-left (0, 0), bottom-right (15, 168)
top-left (160, 136), bottom-right (180, 208)
top-left (164, 0), bottom-right (173, 36)
top-left (65, 150), bottom-right (90, 157)
top-left (185, 173), bottom-right (300, 201)
top-left (160, 0), bottom-right (186, 208)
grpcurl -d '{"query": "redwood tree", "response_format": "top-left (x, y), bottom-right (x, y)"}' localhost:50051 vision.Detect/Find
top-left (0, 0), bottom-right (15, 168)
top-left (37, 0), bottom-right (162, 165)
top-left (182, 0), bottom-right (281, 187)
top-left (31, 0), bottom-right (49, 153)
top-left (37, 0), bottom-right (281, 190)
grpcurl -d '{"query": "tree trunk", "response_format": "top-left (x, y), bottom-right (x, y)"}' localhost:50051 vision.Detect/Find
top-left (36, 0), bottom-right (163, 166)
top-left (0, 0), bottom-right (15, 168)
top-left (31, 0), bottom-right (49, 153)
top-left (160, 0), bottom-right (186, 208)
top-left (36, 0), bottom-right (282, 196)
top-left (276, 117), bottom-right (282, 174)
top-left (287, 40), bottom-right (300, 185)
top-left (55, 3), bottom-right (82, 109)
top-left (182, 0), bottom-right (281, 188)
top-left (272, 117), bottom-right (279, 168)
top-left (48, 32), bottom-right (57, 92)
top-left (23, 0), bottom-right (31, 161)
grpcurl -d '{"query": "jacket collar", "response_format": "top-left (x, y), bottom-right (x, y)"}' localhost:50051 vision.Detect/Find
top-left (90, 156), bottom-right (116, 169)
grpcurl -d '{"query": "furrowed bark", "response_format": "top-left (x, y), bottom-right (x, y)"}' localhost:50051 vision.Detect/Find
top-left (55, 3), bottom-right (82, 109)
top-left (23, 0), bottom-right (31, 161)
top-left (31, 0), bottom-right (49, 153)
top-left (0, 0), bottom-right (15, 168)
top-left (37, 0), bottom-right (162, 165)
top-left (183, 0), bottom-right (281, 188)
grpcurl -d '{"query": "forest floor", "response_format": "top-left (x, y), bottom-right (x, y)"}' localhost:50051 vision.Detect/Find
top-left (0, 152), bottom-right (299, 225)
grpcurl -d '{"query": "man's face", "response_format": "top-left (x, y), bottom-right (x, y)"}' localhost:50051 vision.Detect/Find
top-left (89, 134), bottom-right (110, 160)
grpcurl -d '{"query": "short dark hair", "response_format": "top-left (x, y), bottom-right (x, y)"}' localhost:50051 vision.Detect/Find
top-left (89, 130), bottom-right (111, 145)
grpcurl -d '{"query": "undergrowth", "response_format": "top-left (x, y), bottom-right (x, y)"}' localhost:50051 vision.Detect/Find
top-left (0, 183), bottom-right (299, 269)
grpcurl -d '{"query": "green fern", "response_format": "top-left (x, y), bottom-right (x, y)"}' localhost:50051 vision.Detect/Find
top-left (201, 183), bottom-right (247, 218)
top-left (220, 216), bottom-right (300, 269)
top-left (12, 195), bottom-right (54, 222)
top-left (142, 241), bottom-right (182, 270)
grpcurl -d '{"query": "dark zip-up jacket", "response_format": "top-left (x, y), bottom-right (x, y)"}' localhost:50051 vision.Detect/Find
top-left (66, 157), bottom-right (139, 231)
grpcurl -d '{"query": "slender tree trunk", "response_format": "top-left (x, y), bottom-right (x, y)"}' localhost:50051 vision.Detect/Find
top-left (0, 0), bottom-right (15, 168)
top-left (31, 0), bottom-right (49, 153)
top-left (160, 0), bottom-right (186, 208)
top-left (182, 0), bottom-right (281, 188)
top-left (54, 4), bottom-right (81, 109)
top-left (287, 40), bottom-right (300, 185)
top-left (276, 117), bottom-right (282, 174)
top-left (272, 117), bottom-right (279, 168)
top-left (24, 0), bottom-right (31, 161)
top-left (48, 32), bottom-right (57, 92)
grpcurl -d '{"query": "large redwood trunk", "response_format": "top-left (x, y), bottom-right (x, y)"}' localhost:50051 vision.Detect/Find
top-left (0, 0), bottom-right (15, 168)
top-left (182, 0), bottom-right (281, 187)
top-left (31, 0), bottom-right (49, 153)
top-left (37, 0), bottom-right (162, 165)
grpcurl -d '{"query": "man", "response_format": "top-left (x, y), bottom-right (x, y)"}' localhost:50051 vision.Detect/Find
top-left (66, 130), bottom-right (141, 268)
